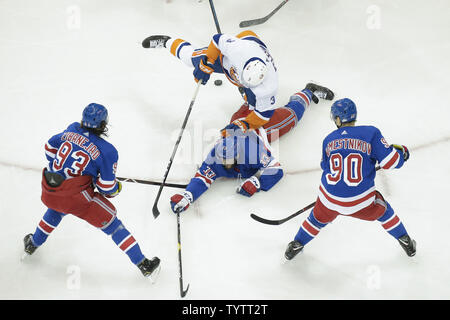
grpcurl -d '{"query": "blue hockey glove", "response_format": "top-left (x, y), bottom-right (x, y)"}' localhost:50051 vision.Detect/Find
top-left (193, 57), bottom-right (214, 85)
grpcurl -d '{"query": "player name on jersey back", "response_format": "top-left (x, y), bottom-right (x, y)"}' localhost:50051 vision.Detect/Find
top-left (325, 138), bottom-right (372, 157)
top-left (61, 131), bottom-right (100, 160)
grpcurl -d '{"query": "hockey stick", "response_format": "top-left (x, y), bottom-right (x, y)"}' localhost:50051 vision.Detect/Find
top-left (208, 0), bottom-right (222, 33)
top-left (239, 0), bottom-right (289, 28)
top-left (251, 166), bottom-right (382, 225)
top-left (117, 177), bottom-right (187, 189)
top-left (152, 82), bottom-right (202, 219)
top-left (250, 201), bottom-right (315, 225)
top-left (172, 1), bottom-right (220, 298)
top-left (177, 212), bottom-right (190, 297)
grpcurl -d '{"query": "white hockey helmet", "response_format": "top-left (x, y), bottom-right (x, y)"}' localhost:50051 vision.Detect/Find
top-left (241, 57), bottom-right (267, 88)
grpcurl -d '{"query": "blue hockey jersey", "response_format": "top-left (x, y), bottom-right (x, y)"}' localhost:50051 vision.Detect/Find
top-left (318, 125), bottom-right (405, 215)
top-left (44, 122), bottom-right (120, 195)
top-left (186, 129), bottom-right (283, 202)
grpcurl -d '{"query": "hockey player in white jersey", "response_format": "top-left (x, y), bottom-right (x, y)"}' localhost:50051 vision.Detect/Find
top-left (142, 31), bottom-right (335, 135)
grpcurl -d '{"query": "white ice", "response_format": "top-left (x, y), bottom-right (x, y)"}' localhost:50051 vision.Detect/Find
top-left (1, 0), bottom-right (450, 300)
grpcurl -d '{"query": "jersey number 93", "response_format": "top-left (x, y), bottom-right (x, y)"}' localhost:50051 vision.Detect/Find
top-left (52, 141), bottom-right (91, 178)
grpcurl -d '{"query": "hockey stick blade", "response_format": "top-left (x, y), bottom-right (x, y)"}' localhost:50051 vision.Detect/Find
top-left (239, 0), bottom-right (289, 28)
top-left (251, 167), bottom-right (382, 225)
top-left (239, 18), bottom-right (269, 28)
top-left (250, 201), bottom-right (315, 226)
top-left (180, 283), bottom-right (190, 298)
top-left (250, 213), bottom-right (284, 225)
top-left (152, 202), bottom-right (160, 219)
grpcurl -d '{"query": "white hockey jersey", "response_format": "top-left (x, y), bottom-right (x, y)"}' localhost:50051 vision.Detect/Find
top-left (210, 32), bottom-right (279, 117)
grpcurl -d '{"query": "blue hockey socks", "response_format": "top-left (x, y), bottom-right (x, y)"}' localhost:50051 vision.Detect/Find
top-left (294, 209), bottom-right (328, 246)
top-left (32, 209), bottom-right (65, 246)
top-left (288, 89), bottom-right (313, 121)
top-left (102, 217), bottom-right (145, 265)
top-left (377, 202), bottom-right (408, 239)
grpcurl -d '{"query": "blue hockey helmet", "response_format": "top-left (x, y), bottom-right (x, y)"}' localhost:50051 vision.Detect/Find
top-left (330, 98), bottom-right (357, 124)
top-left (82, 103), bottom-right (108, 128)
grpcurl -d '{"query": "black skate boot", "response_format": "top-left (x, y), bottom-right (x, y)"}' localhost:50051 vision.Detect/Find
top-left (398, 234), bottom-right (416, 257)
top-left (23, 234), bottom-right (38, 255)
top-left (142, 35), bottom-right (171, 49)
top-left (284, 240), bottom-right (304, 260)
top-left (305, 83), bottom-right (335, 104)
top-left (137, 257), bottom-right (161, 279)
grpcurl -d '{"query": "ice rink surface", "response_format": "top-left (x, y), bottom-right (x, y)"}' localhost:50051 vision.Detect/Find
top-left (1, 0), bottom-right (450, 300)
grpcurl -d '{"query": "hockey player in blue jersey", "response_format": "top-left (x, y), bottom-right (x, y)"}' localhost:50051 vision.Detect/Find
top-left (169, 83), bottom-right (334, 214)
top-left (284, 98), bottom-right (416, 260)
top-left (23, 103), bottom-right (160, 279)
top-left (170, 129), bottom-right (282, 213)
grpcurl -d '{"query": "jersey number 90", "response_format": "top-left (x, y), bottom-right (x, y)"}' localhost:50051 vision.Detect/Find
top-left (326, 153), bottom-right (363, 187)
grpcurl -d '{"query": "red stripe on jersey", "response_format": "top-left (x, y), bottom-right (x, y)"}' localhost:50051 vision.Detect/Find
top-left (382, 215), bottom-right (400, 230)
top-left (302, 220), bottom-right (319, 236)
top-left (97, 179), bottom-right (117, 189)
top-left (382, 151), bottom-right (400, 169)
top-left (45, 144), bottom-right (57, 154)
top-left (119, 236), bottom-right (136, 251)
top-left (195, 172), bottom-right (212, 185)
top-left (39, 220), bottom-right (54, 233)
top-left (319, 185), bottom-right (376, 207)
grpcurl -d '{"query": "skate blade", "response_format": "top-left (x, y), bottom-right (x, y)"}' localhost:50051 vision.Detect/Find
top-left (147, 265), bottom-right (161, 284)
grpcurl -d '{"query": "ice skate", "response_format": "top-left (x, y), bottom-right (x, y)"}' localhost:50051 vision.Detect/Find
top-left (398, 234), bottom-right (416, 257)
top-left (284, 240), bottom-right (304, 260)
top-left (305, 83), bottom-right (335, 104)
top-left (142, 35), bottom-right (171, 49)
top-left (137, 257), bottom-right (161, 282)
top-left (22, 233), bottom-right (38, 260)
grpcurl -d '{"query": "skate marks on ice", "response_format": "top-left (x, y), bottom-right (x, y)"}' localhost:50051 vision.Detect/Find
top-left (2, 134), bottom-right (448, 181)
top-left (0, 160), bottom-right (37, 173)
top-left (0, 160), bottom-right (188, 188)
top-left (284, 135), bottom-right (450, 176)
